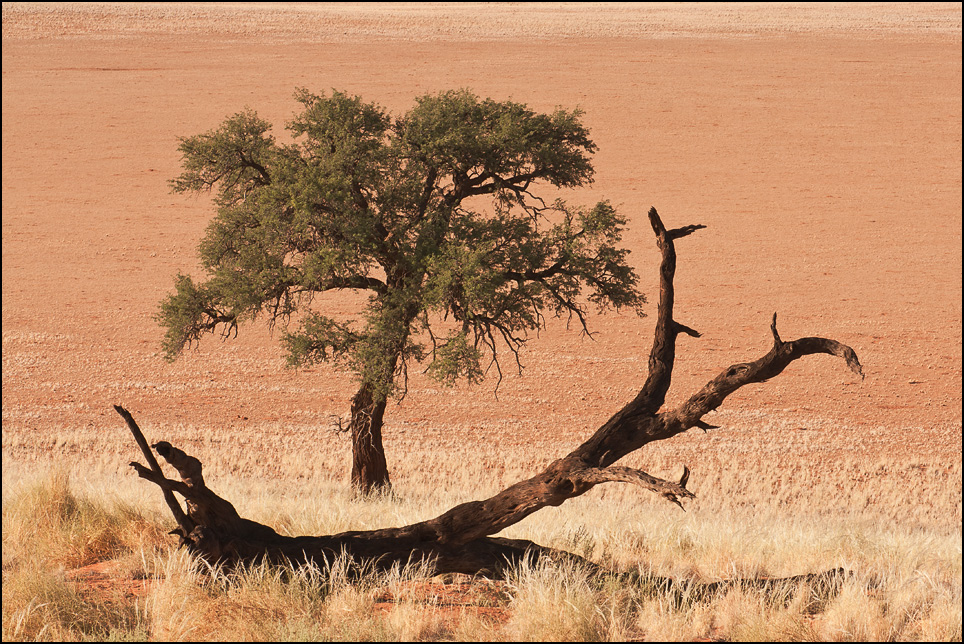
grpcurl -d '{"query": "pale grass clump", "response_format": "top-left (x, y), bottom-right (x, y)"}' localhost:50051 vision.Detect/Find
top-left (1, 562), bottom-right (148, 641)
top-left (502, 556), bottom-right (636, 641)
top-left (708, 583), bottom-right (815, 641)
top-left (376, 597), bottom-right (452, 641)
top-left (447, 612), bottom-right (504, 642)
top-left (321, 557), bottom-right (451, 641)
top-left (1, 471), bottom-right (163, 641)
top-left (145, 548), bottom-right (330, 641)
top-left (144, 547), bottom-right (452, 641)
top-left (812, 570), bottom-right (963, 642)
top-left (631, 572), bottom-right (821, 641)
top-left (633, 588), bottom-right (716, 641)
top-left (1, 470), bottom-right (169, 572)
top-left (917, 592), bottom-right (964, 642)
top-left (815, 577), bottom-right (889, 641)
top-left (145, 550), bottom-right (334, 641)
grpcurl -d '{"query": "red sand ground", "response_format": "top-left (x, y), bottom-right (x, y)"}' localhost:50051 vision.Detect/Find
top-left (3, 0), bottom-right (962, 616)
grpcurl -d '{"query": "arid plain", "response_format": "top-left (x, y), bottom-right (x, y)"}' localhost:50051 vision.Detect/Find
top-left (2, 3), bottom-right (962, 640)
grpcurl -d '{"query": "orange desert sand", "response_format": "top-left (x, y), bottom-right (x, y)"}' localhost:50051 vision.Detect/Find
top-left (2, 3), bottom-right (961, 524)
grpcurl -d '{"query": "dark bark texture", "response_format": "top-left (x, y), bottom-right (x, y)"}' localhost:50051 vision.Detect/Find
top-left (349, 383), bottom-right (392, 494)
top-left (119, 208), bottom-right (863, 579)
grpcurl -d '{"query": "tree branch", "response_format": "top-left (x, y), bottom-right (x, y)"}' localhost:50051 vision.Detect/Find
top-left (665, 313), bottom-right (864, 434)
top-left (132, 207), bottom-right (863, 579)
top-left (572, 465), bottom-right (695, 510)
top-left (402, 208), bottom-right (861, 547)
top-left (629, 208), bottom-right (705, 415)
top-left (236, 149), bottom-right (271, 185)
top-left (113, 405), bottom-right (193, 537)
top-left (315, 275), bottom-right (388, 295)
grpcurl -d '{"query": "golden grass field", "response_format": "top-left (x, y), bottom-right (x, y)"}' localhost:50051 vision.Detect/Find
top-left (2, 3), bottom-right (962, 641)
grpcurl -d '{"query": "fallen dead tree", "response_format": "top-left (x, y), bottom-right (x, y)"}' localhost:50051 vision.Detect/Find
top-left (117, 208), bottom-right (863, 580)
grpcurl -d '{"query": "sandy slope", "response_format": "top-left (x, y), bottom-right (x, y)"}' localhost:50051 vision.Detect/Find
top-left (2, 4), bottom-right (961, 518)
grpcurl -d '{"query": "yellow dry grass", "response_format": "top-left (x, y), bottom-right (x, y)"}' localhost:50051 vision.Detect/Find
top-left (2, 423), bottom-right (961, 641)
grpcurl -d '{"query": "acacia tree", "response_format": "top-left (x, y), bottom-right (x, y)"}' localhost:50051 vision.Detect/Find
top-left (123, 207), bottom-right (863, 580)
top-left (157, 89), bottom-right (645, 493)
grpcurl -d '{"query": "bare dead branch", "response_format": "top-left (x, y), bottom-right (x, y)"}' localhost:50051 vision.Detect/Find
top-left (665, 316), bottom-right (864, 434)
top-left (573, 465), bottom-right (695, 510)
top-left (630, 207), bottom-right (698, 415)
top-left (119, 207), bottom-right (862, 580)
top-left (113, 405), bottom-right (193, 536)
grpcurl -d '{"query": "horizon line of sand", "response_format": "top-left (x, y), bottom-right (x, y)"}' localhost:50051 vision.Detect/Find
top-left (3, 2), bottom-right (962, 42)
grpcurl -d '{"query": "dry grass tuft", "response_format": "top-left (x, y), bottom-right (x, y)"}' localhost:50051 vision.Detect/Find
top-left (2, 458), bottom-right (960, 641)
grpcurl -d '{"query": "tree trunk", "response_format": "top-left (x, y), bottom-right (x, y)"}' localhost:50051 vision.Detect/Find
top-left (118, 207), bottom-right (863, 580)
top-left (349, 382), bottom-right (391, 494)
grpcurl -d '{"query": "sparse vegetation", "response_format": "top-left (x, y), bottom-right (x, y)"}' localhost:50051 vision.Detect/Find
top-left (3, 2), bottom-right (960, 641)
top-left (3, 462), bottom-right (960, 641)
top-left (157, 88), bottom-right (645, 494)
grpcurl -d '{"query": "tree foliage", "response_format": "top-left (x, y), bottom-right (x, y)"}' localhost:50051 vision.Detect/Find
top-left (158, 88), bottom-right (645, 403)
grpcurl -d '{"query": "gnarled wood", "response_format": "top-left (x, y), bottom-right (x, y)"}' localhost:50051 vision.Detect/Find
top-left (348, 382), bottom-right (392, 494)
top-left (113, 405), bottom-right (194, 541)
top-left (120, 207), bottom-right (862, 578)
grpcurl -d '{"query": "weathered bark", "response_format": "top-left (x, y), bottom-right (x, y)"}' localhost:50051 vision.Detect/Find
top-left (119, 207), bottom-right (863, 579)
top-left (349, 383), bottom-right (392, 494)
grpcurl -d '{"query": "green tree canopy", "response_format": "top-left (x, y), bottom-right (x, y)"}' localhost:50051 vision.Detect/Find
top-left (158, 88), bottom-right (645, 492)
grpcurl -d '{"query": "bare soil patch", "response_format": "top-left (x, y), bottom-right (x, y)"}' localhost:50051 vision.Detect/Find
top-left (372, 576), bottom-right (512, 626)
top-left (65, 560), bottom-right (154, 602)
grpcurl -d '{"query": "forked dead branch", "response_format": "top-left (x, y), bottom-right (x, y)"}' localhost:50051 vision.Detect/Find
top-left (117, 207), bottom-right (864, 579)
